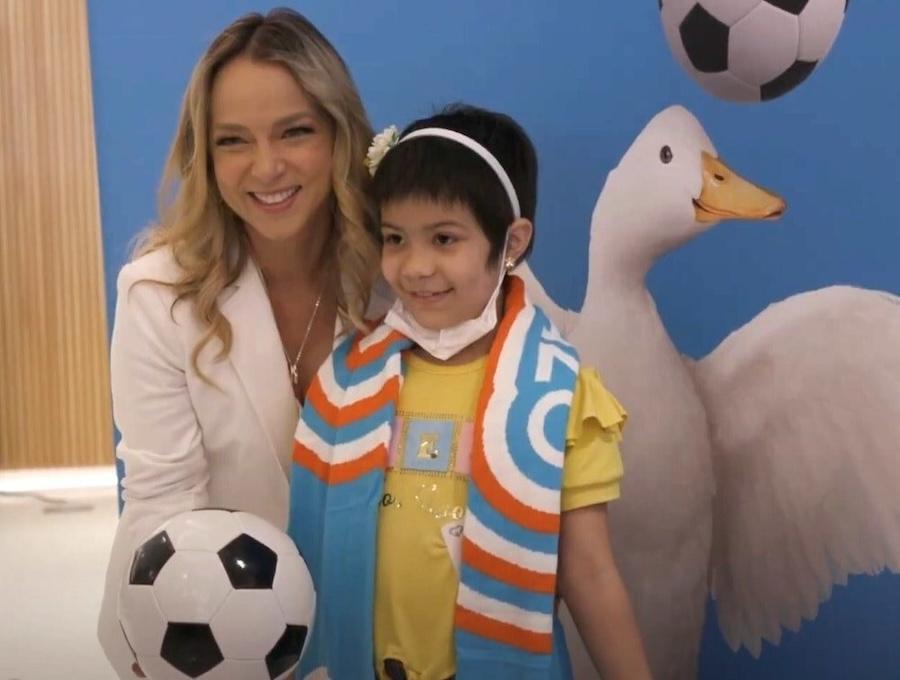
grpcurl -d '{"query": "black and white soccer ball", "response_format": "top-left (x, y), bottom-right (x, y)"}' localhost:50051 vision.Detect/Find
top-left (660, 0), bottom-right (849, 102)
top-left (118, 509), bottom-right (315, 680)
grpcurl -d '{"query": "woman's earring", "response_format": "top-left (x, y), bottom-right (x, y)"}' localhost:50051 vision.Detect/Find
top-left (504, 257), bottom-right (516, 271)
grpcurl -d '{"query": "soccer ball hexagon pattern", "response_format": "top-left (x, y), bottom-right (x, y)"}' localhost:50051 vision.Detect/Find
top-left (659, 0), bottom-right (849, 102)
top-left (118, 509), bottom-right (315, 680)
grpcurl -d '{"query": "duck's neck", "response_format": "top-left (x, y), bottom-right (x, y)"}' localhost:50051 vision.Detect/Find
top-left (585, 167), bottom-right (701, 307)
top-left (585, 186), bottom-right (657, 301)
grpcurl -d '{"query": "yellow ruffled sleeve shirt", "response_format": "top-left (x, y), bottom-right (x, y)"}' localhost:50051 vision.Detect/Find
top-left (373, 352), bottom-right (626, 680)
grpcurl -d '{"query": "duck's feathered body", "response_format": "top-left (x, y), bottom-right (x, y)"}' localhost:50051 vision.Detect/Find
top-left (524, 105), bottom-right (788, 679)
top-left (564, 118), bottom-right (726, 676)
top-left (570, 261), bottom-right (714, 678)
top-left (531, 106), bottom-right (900, 680)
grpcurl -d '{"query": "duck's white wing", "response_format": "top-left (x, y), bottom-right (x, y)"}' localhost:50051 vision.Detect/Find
top-left (517, 262), bottom-right (578, 335)
top-left (692, 286), bottom-right (900, 656)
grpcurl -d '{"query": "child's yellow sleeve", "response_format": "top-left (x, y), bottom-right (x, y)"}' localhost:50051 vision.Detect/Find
top-left (561, 366), bottom-right (627, 512)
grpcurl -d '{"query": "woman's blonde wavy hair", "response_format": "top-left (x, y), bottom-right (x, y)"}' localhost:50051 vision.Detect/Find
top-left (135, 8), bottom-right (378, 379)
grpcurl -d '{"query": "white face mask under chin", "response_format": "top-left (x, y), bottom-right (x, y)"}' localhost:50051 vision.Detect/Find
top-left (384, 259), bottom-right (507, 362)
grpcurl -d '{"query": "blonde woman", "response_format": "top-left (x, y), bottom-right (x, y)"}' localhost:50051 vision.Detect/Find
top-left (97, 9), bottom-right (388, 677)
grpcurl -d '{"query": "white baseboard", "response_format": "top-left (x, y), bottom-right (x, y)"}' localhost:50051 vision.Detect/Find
top-left (0, 465), bottom-right (117, 493)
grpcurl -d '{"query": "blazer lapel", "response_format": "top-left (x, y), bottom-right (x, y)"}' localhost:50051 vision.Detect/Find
top-left (220, 260), bottom-right (298, 477)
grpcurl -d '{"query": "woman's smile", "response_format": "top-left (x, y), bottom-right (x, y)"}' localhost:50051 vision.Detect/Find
top-left (248, 185), bottom-right (300, 213)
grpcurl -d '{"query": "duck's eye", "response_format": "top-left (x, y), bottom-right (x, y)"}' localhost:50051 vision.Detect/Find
top-left (660, 145), bottom-right (673, 164)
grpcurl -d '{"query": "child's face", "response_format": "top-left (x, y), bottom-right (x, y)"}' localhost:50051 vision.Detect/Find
top-left (380, 198), bottom-right (502, 331)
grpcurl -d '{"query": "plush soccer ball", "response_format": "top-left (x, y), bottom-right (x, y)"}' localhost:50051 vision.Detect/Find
top-left (118, 509), bottom-right (315, 680)
top-left (659, 0), bottom-right (848, 102)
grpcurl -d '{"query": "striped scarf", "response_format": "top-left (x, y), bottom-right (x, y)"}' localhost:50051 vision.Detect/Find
top-left (288, 276), bottom-right (578, 679)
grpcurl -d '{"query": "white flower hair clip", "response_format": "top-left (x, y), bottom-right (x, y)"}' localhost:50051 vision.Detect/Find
top-left (365, 125), bottom-right (400, 177)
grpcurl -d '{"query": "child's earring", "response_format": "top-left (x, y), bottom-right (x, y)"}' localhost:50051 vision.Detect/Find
top-left (504, 257), bottom-right (516, 271)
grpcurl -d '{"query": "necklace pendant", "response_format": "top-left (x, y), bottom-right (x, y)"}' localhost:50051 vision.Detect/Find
top-left (268, 279), bottom-right (325, 389)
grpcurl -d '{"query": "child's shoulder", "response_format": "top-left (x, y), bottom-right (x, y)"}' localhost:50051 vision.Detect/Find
top-left (333, 320), bottom-right (398, 360)
top-left (571, 365), bottom-right (628, 437)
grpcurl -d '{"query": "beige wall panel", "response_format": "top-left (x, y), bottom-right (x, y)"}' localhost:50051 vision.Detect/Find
top-left (0, 0), bottom-right (112, 468)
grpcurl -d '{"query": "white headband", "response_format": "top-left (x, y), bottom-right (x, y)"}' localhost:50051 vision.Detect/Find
top-left (398, 127), bottom-right (522, 219)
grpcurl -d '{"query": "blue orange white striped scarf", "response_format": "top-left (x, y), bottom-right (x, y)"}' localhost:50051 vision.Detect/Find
top-left (288, 276), bottom-right (578, 679)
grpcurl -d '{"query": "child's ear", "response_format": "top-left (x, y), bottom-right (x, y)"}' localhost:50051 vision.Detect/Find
top-left (506, 218), bottom-right (533, 265)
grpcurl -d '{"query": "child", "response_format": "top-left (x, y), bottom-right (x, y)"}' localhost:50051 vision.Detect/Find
top-left (288, 105), bottom-right (650, 680)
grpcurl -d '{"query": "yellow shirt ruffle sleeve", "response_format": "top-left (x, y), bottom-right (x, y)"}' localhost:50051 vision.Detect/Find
top-left (561, 366), bottom-right (627, 512)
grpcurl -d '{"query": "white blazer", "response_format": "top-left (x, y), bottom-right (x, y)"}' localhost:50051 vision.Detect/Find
top-left (98, 247), bottom-right (390, 678)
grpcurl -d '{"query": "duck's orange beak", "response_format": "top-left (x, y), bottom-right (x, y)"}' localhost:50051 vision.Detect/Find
top-left (693, 151), bottom-right (786, 223)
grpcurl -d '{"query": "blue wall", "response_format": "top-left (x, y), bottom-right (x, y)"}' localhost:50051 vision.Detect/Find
top-left (88, 2), bottom-right (900, 677)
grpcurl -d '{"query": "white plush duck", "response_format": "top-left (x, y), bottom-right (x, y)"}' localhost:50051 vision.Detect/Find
top-left (521, 105), bottom-right (900, 679)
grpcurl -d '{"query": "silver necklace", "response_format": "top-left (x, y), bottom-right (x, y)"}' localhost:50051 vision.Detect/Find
top-left (253, 258), bottom-right (325, 386)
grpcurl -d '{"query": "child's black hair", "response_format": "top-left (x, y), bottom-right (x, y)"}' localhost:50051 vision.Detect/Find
top-left (372, 103), bottom-right (537, 264)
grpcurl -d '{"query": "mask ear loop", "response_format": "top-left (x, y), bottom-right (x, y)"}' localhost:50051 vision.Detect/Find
top-left (500, 230), bottom-right (515, 274)
top-left (501, 227), bottom-right (518, 275)
top-left (477, 231), bottom-right (513, 326)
